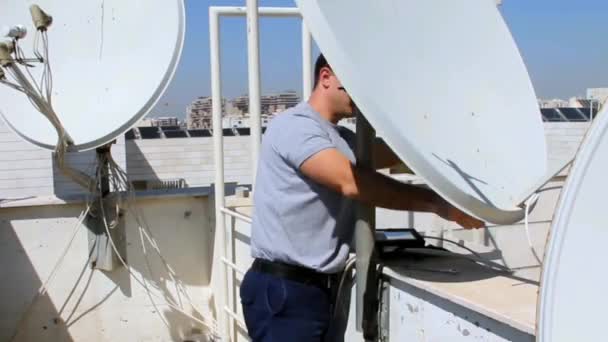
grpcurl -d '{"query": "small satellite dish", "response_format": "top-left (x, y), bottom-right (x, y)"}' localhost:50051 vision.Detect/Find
top-left (537, 105), bottom-right (608, 341)
top-left (297, 0), bottom-right (547, 224)
top-left (0, 0), bottom-right (185, 151)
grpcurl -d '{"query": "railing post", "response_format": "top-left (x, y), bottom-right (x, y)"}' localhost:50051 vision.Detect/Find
top-left (302, 22), bottom-right (313, 100)
top-left (210, 6), bottom-right (303, 340)
top-left (246, 0), bottom-right (262, 187)
top-left (209, 7), bottom-right (229, 340)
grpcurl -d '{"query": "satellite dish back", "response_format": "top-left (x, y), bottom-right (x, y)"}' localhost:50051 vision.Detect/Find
top-left (537, 105), bottom-right (608, 341)
top-left (0, 0), bottom-right (185, 151)
top-left (297, 0), bottom-right (547, 224)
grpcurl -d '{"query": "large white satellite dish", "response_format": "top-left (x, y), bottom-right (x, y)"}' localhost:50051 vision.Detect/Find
top-left (297, 0), bottom-right (547, 224)
top-left (537, 104), bottom-right (608, 341)
top-left (0, 0), bottom-right (185, 151)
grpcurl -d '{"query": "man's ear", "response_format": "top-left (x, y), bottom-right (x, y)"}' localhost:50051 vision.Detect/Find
top-left (319, 67), bottom-right (332, 89)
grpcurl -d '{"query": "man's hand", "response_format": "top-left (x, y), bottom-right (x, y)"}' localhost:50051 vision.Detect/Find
top-left (436, 201), bottom-right (485, 229)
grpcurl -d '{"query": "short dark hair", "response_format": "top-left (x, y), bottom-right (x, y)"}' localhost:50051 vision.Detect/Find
top-left (313, 54), bottom-right (331, 88)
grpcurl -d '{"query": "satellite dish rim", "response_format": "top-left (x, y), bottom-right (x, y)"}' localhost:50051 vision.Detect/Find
top-left (0, 112), bottom-right (56, 149)
top-left (297, 0), bottom-right (545, 225)
top-left (536, 107), bottom-right (608, 341)
top-left (375, 115), bottom-right (528, 224)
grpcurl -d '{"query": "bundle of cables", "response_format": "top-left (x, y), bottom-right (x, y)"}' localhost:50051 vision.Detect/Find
top-left (0, 5), bottom-right (92, 191)
top-left (2, 5), bottom-right (220, 341)
top-left (97, 150), bottom-right (220, 339)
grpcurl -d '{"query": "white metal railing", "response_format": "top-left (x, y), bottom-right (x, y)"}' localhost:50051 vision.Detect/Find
top-left (220, 207), bottom-right (253, 341)
top-left (221, 207), bottom-right (253, 224)
top-left (210, 5), bottom-right (311, 341)
top-left (224, 306), bottom-right (247, 331)
top-left (221, 257), bottom-right (246, 276)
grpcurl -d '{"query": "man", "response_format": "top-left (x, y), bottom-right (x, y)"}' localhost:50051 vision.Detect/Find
top-left (240, 54), bottom-right (483, 342)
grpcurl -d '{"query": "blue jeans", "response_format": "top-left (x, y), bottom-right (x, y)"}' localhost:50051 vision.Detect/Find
top-left (240, 269), bottom-right (332, 342)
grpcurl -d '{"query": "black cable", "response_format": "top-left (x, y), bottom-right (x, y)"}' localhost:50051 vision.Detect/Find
top-left (420, 236), bottom-right (513, 273)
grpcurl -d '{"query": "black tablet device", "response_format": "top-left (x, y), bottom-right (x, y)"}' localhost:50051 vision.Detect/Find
top-left (375, 228), bottom-right (426, 255)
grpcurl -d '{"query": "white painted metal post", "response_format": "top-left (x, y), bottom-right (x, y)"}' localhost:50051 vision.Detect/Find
top-left (246, 0), bottom-right (262, 186)
top-left (210, 7), bottom-right (302, 340)
top-left (302, 22), bottom-right (313, 100)
top-left (226, 215), bottom-right (236, 341)
top-left (209, 8), bottom-right (229, 340)
top-left (214, 7), bottom-right (300, 17)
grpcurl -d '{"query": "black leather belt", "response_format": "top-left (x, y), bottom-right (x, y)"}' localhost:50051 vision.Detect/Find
top-left (251, 258), bottom-right (336, 291)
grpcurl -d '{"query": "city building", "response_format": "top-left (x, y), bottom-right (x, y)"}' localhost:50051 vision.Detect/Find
top-left (188, 91), bottom-right (300, 129)
top-left (187, 96), bottom-right (225, 129)
top-left (230, 91), bottom-right (300, 116)
top-left (224, 101), bottom-right (243, 116)
top-left (262, 91), bottom-right (300, 114)
top-left (232, 95), bottom-right (249, 115)
top-left (153, 117), bottom-right (180, 127)
top-left (587, 87), bottom-right (608, 104)
top-left (137, 118), bottom-right (156, 127)
top-left (567, 97), bottom-right (601, 109)
top-left (538, 98), bottom-right (569, 109)
top-left (138, 117), bottom-right (180, 127)
top-left (222, 114), bottom-right (272, 129)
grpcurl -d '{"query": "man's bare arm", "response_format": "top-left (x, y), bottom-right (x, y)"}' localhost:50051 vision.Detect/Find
top-left (373, 138), bottom-right (414, 173)
top-left (300, 148), bottom-right (484, 229)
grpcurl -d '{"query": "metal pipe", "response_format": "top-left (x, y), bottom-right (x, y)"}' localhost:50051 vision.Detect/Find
top-left (212, 6), bottom-right (300, 17)
top-left (211, 6), bottom-right (302, 189)
top-left (223, 306), bottom-right (247, 330)
top-left (221, 257), bottom-right (246, 276)
top-left (247, 0), bottom-right (262, 187)
top-left (221, 207), bottom-right (253, 224)
top-left (210, 6), bottom-right (303, 340)
top-left (302, 22), bottom-right (313, 100)
top-left (209, 8), bottom-right (229, 340)
top-left (354, 112), bottom-right (378, 339)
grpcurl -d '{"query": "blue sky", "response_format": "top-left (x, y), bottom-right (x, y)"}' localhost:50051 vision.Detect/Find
top-left (151, 0), bottom-right (608, 118)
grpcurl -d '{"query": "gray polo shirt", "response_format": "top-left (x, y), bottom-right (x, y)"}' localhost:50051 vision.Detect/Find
top-left (250, 101), bottom-right (357, 274)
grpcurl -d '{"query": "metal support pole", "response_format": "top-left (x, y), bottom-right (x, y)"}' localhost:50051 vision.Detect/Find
top-left (246, 0), bottom-right (262, 186)
top-left (212, 6), bottom-right (300, 17)
top-left (354, 111), bottom-right (378, 340)
top-left (209, 8), bottom-right (229, 340)
top-left (88, 143), bottom-right (126, 272)
top-left (210, 7), bottom-right (303, 340)
top-left (302, 22), bottom-right (313, 100)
